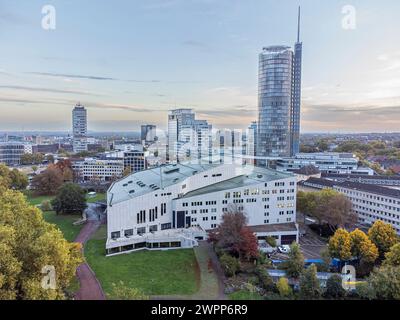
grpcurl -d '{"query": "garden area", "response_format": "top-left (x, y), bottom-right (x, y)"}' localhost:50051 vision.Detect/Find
top-left (85, 226), bottom-right (200, 299)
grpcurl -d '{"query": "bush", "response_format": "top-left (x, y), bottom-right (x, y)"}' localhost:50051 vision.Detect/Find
top-left (256, 267), bottom-right (276, 293)
top-left (276, 277), bottom-right (292, 298)
top-left (220, 254), bottom-right (240, 277)
top-left (324, 275), bottom-right (346, 299)
top-left (41, 200), bottom-right (53, 212)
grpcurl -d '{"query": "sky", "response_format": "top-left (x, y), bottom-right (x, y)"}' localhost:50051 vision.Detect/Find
top-left (0, 0), bottom-right (400, 133)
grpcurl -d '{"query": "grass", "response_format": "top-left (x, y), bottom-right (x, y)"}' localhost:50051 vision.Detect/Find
top-left (85, 229), bottom-right (199, 298)
top-left (228, 290), bottom-right (264, 300)
top-left (42, 211), bottom-right (83, 242)
top-left (24, 190), bottom-right (54, 206)
top-left (86, 193), bottom-right (106, 203)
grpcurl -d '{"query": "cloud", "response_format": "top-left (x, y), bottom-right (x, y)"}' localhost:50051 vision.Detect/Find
top-left (0, 85), bottom-right (101, 96)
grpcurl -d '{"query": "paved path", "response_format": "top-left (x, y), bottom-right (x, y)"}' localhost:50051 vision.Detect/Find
top-left (74, 221), bottom-right (106, 300)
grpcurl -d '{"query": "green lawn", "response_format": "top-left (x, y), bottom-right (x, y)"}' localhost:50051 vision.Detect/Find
top-left (24, 191), bottom-right (54, 206)
top-left (86, 193), bottom-right (106, 203)
top-left (85, 234), bottom-right (199, 298)
top-left (42, 211), bottom-right (83, 242)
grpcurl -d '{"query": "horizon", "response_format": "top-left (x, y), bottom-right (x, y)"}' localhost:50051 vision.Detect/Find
top-left (1, 0), bottom-right (400, 132)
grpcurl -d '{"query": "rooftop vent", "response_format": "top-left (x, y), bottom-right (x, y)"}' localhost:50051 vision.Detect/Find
top-left (129, 190), bottom-right (135, 194)
top-left (164, 167), bottom-right (180, 174)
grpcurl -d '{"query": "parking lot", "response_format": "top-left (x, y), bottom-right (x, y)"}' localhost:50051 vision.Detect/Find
top-left (299, 231), bottom-right (327, 259)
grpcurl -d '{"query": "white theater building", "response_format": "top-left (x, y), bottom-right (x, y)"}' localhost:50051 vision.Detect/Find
top-left (106, 162), bottom-right (298, 255)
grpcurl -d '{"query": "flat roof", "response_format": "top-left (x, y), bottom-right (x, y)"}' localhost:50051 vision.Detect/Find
top-left (179, 167), bottom-right (292, 199)
top-left (250, 222), bottom-right (298, 233)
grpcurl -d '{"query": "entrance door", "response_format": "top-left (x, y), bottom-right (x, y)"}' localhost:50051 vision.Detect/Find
top-left (177, 211), bottom-right (185, 228)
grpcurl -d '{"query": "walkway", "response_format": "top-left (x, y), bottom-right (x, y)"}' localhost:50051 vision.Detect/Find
top-left (74, 221), bottom-right (106, 300)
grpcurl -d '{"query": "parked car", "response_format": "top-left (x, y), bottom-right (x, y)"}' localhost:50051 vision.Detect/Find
top-left (278, 245), bottom-right (291, 254)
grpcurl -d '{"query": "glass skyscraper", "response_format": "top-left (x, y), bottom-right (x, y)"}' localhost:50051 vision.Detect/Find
top-left (257, 8), bottom-right (303, 163)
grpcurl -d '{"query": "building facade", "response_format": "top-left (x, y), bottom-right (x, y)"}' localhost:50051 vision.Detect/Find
top-left (123, 150), bottom-right (148, 173)
top-left (0, 142), bottom-right (25, 166)
top-left (141, 125), bottom-right (157, 143)
top-left (71, 158), bottom-right (124, 182)
top-left (106, 163), bottom-right (298, 255)
top-left (167, 109), bottom-right (212, 163)
top-left (72, 103), bottom-right (88, 153)
top-left (276, 152), bottom-right (374, 175)
top-left (257, 8), bottom-right (303, 162)
top-left (300, 177), bottom-right (400, 235)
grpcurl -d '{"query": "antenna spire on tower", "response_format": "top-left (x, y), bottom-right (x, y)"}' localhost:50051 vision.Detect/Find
top-left (297, 6), bottom-right (301, 43)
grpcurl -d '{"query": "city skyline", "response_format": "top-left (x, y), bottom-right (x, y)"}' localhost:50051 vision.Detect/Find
top-left (1, 0), bottom-right (400, 133)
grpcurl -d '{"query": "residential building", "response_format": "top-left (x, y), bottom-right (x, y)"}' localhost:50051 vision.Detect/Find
top-left (276, 152), bottom-right (374, 175)
top-left (71, 158), bottom-right (124, 182)
top-left (72, 103), bottom-right (88, 153)
top-left (167, 109), bottom-right (212, 163)
top-left (0, 142), bottom-right (25, 166)
top-left (106, 163), bottom-right (298, 255)
top-left (257, 8), bottom-right (303, 162)
top-left (299, 177), bottom-right (400, 234)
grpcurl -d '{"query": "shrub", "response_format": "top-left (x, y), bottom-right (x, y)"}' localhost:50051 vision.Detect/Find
top-left (265, 236), bottom-right (277, 248)
top-left (324, 275), bottom-right (346, 299)
top-left (220, 254), bottom-right (240, 277)
top-left (276, 277), bottom-right (292, 298)
top-left (41, 200), bottom-right (53, 212)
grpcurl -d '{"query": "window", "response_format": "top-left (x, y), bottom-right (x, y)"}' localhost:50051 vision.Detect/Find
top-left (161, 223), bottom-right (172, 230)
top-left (124, 229), bottom-right (133, 237)
top-left (149, 225), bottom-right (158, 232)
top-left (111, 231), bottom-right (120, 240)
top-left (137, 227), bottom-right (146, 235)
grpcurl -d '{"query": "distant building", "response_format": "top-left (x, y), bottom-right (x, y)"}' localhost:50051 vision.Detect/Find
top-left (124, 150), bottom-right (148, 173)
top-left (106, 163), bottom-right (298, 255)
top-left (167, 109), bottom-right (212, 163)
top-left (299, 177), bottom-right (400, 234)
top-left (72, 158), bottom-right (124, 182)
top-left (322, 173), bottom-right (400, 187)
top-left (0, 142), bottom-right (25, 166)
top-left (245, 122), bottom-right (257, 165)
top-left (276, 153), bottom-right (374, 175)
top-left (141, 125), bottom-right (157, 143)
top-left (72, 103), bottom-right (88, 153)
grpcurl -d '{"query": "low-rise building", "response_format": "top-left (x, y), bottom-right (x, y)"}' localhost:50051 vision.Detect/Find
top-left (0, 142), bottom-right (25, 166)
top-left (276, 152), bottom-right (374, 175)
top-left (72, 158), bottom-right (124, 182)
top-left (106, 163), bottom-right (298, 255)
top-left (299, 177), bottom-right (400, 234)
top-left (322, 173), bottom-right (400, 188)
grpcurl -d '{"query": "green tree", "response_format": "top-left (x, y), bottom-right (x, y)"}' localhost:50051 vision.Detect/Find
top-left (367, 265), bottom-right (400, 300)
top-left (368, 220), bottom-right (398, 260)
top-left (255, 267), bottom-right (276, 292)
top-left (324, 274), bottom-right (346, 299)
top-left (329, 228), bottom-right (352, 261)
top-left (0, 188), bottom-right (82, 299)
top-left (384, 243), bottom-right (400, 267)
top-left (51, 183), bottom-right (87, 215)
top-left (265, 236), bottom-right (277, 248)
top-left (285, 242), bottom-right (304, 278)
top-left (276, 277), bottom-right (292, 298)
top-left (0, 164), bottom-right (28, 190)
top-left (299, 264), bottom-right (321, 299)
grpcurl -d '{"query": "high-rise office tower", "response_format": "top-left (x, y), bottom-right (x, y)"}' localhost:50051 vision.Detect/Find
top-left (257, 7), bottom-right (303, 163)
top-left (246, 121), bottom-right (257, 165)
top-left (141, 124), bottom-right (157, 143)
top-left (72, 103), bottom-right (88, 153)
top-left (167, 109), bottom-right (212, 163)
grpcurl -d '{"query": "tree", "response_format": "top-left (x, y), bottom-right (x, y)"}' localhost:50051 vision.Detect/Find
top-left (31, 166), bottom-right (63, 196)
top-left (255, 267), bottom-right (276, 292)
top-left (368, 220), bottom-right (398, 260)
top-left (276, 277), bottom-right (292, 298)
top-left (285, 242), bottom-right (305, 278)
top-left (53, 160), bottom-right (74, 182)
top-left (0, 164), bottom-right (28, 190)
top-left (0, 188), bottom-right (82, 299)
top-left (110, 281), bottom-right (149, 300)
top-left (220, 254), bottom-right (240, 277)
top-left (210, 207), bottom-right (259, 260)
top-left (350, 229), bottom-right (378, 264)
top-left (265, 236), bottom-right (277, 248)
top-left (20, 153), bottom-right (44, 165)
top-left (299, 264), bottom-right (321, 299)
top-left (296, 191), bottom-right (318, 219)
top-left (51, 183), bottom-right (87, 215)
top-left (324, 275), bottom-right (346, 299)
top-left (9, 169), bottom-right (29, 190)
top-left (384, 243), bottom-right (400, 267)
top-left (329, 228), bottom-right (352, 261)
top-left (367, 265), bottom-right (400, 300)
